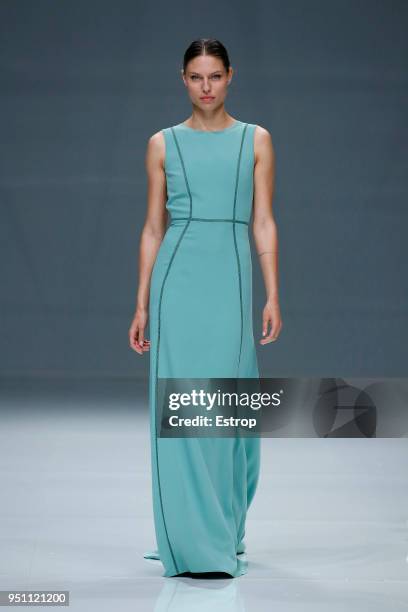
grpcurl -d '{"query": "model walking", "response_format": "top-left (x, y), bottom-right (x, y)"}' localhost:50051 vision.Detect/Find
top-left (129, 38), bottom-right (282, 577)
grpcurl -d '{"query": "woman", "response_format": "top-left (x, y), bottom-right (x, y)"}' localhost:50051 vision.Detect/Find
top-left (129, 38), bottom-right (282, 578)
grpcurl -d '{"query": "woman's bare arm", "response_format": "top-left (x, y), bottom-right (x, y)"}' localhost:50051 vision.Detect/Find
top-left (129, 131), bottom-right (168, 355)
top-left (252, 126), bottom-right (283, 344)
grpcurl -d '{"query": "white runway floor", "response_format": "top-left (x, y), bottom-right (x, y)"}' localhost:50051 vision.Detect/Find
top-left (0, 378), bottom-right (407, 611)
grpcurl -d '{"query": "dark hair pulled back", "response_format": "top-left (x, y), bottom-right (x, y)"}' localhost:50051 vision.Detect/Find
top-left (182, 38), bottom-right (231, 73)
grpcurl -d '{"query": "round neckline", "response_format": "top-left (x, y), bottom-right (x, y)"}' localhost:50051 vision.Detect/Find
top-left (177, 119), bottom-right (240, 133)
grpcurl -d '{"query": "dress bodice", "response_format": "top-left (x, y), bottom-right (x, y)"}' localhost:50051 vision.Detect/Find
top-left (162, 120), bottom-right (256, 223)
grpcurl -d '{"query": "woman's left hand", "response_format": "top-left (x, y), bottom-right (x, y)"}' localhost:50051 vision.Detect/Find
top-left (260, 300), bottom-right (282, 344)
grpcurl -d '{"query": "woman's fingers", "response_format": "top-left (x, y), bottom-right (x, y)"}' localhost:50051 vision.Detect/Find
top-left (261, 313), bottom-right (273, 340)
top-left (132, 331), bottom-right (151, 355)
top-left (141, 340), bottom-right (151, 351)
top-left (129, 323), bottom-right (143, 355)
top-left (262, 319), bottom-right (268, 337)
top-left (139, 338), bottom-right (151, 351)
top-left (260, 318), bottom-right (275, 343)
top-left (134, 328), bottom-right (143, 354)
top-left (129, 310), bottom-right (151, 355)
top-left (129, 326), bottom-right (137, 350)
top-left (260, 306), bottom-right (282, 344)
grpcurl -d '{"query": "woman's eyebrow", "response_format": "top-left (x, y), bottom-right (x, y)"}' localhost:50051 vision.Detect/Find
top-left (189, 71), bottom-right (222, 76)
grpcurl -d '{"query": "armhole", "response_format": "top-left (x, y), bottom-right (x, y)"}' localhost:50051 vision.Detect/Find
top-left (161, 128), bottom-right (167, 174)
top-left (251, 125), bottom-right (257, 217)
top-left (252, 124), bottom-right (258, 168)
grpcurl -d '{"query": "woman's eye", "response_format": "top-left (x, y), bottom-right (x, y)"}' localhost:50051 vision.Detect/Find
top-left (190, 75), bottom-right (222, 81)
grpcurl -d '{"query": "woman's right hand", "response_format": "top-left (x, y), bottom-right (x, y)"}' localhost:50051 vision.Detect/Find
top-left (129, 307), bottom-right (151, 355)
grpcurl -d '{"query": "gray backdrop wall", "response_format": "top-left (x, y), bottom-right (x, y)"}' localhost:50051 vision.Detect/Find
top-left (1, 0), bottom-right (407, 380)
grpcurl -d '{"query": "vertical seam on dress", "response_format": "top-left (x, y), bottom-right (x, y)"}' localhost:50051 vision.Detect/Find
top-left (232, 123), bottom-right (248, 377)
top-left (170, 128), bottom-right (193, 218)
top-left (153, 127), bottom-right (192, 575)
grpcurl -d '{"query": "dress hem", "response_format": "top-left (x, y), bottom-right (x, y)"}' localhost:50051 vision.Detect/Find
top-left (162, 559), bottom-right (248, 578)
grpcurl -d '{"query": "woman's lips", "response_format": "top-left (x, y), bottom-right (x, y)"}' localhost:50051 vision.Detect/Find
top-left (200, 96), bottom-right (215, 101)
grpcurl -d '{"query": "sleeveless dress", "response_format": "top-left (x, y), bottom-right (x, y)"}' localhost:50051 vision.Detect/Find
top-left (144, 120), bottom-right (261, 577)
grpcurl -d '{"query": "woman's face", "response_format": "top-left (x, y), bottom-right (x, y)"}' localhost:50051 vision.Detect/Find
top-left (182, 55), bottom-right (233, 110)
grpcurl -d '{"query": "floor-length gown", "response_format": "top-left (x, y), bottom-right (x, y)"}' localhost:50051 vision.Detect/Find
top-left (143, 119), bottom-right (261, 577)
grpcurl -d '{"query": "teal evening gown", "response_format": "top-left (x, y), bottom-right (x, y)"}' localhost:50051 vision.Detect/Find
top-left (143, 120), bottom-right (261, 577)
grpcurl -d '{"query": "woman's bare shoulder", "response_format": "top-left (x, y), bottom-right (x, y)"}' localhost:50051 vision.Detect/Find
top-left (253, 125), bottom-right (274, 164)
top-left (254, 124), bottom-right (272, 141)
top-left (145, 130), bottom-right (166, 169)
top-left (147, 129), bottom-right (166, 147)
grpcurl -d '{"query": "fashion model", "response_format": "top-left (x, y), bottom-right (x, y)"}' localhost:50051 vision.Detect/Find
top-left (129, 38), bottom-right (282, 578)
